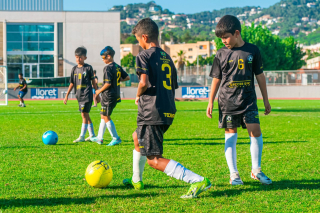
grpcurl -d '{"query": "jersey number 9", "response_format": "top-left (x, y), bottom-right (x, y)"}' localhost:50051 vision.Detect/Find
top-left (162, 64), bottom-right (172, 90)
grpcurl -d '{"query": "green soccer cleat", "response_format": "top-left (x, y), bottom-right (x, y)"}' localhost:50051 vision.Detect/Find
top-left (107, 138), bottom-right (122, 146)
top-left (123, 178), bottom-right (144, 190)
top-left (90, 137), bottom-right (103, 145)
top-left (180, 177), bottom-right (211, 199)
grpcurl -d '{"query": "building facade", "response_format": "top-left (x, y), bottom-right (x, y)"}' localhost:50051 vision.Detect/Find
top-left (0, 11), bottom-right (120, 82)
top-left (120, 41), bottom-right (216, 64)
top-left (0, 0), bottom-right (63, 11)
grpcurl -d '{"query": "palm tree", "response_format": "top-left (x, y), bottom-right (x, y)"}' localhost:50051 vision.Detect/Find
top-left (173, 50), bottom-right (187, 73)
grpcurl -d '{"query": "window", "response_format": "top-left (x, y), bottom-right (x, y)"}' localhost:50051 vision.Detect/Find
top-left (23, 42), bottom-right (38, 51)
top-left (40, 64), bottom-right (54, 77)
top-left (8, 64), bottom-right (22, 83)
top-left (313, 73), bottom-right (318, 80)
top-left (7, 43), bottom-right (22, 51)
top-left (24, 55), bottom-right (38, 63)
top-left (40, 55), bottom-right (54, 63)
top-left (39, 43), bottom-right (54, 51)
top-left (188, 48), bottom-right (193, 51)
top-left (7, 55), bottom-right (22, 63)
top-left (290, 74), bottom-right (296, 80)
top-left (23, 33), bottom-right (38, 41)
top-left (188, 56), bottom-right (193, 59)
top-left (7, 33), bottom-right (22, 41)
top-left (297, 74), bottom-right (301, 80)
top-left (40, 33), bottom-right (54, 41)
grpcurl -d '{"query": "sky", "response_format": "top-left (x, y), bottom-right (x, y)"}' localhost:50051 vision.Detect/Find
top-left (64, 0), bottom-right (281, 14)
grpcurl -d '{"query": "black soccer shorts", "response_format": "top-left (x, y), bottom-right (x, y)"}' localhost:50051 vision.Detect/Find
top-left (136, 125), bottom-right (170, 156)
top-left (219, 110), bottom-right (260, 129)
top-left (100, 102), bottom-right (117, 116)
top-left (79, 101), bottom-right (92, 113)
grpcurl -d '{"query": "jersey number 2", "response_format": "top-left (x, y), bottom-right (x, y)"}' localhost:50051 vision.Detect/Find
top-left (162, 64), bottom-right (172, 90)
top-left (117, 71), bottom-right (121, 86)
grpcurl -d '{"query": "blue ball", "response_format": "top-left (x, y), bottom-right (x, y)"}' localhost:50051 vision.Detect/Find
top-left (42, 131), bottom-right (58, 145)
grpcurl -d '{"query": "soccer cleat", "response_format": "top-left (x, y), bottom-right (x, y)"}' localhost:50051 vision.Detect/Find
top-left (123, 178), bottom-right (144, 190)
top-left (107, 138), bottom-right (122, 146)
top-left (230, 172), bottom-right (244, 185)
top-left (18, 104), bottom-right (22, 107)
top-left (251, 171), bottom-right (272, 185)
top-left (85, 136), bottom-right (95, 142)
top-left (22, 103), bottom-right (26, 107)
top-left (90, 137), bottom-right (103, 145)
top-left (73, 136), bottom-right (85, 143)
top-left (180, 177), bottom-right (211, 199)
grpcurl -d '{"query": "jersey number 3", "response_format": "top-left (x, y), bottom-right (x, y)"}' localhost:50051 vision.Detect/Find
top-left (162, 64), bottom-right (172, 90)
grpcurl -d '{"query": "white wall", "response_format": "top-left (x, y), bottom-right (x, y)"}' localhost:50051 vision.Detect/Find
top-left (0, 11), bottom-right (120, 80)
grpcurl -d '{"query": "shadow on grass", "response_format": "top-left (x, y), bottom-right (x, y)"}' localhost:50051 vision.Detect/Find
top-left (208, 179), bottom-right (320, 198)
top-left (163, 140), bottom-right (307, 145)
top-left (0, 192), bottom-right (160, 208)
top-left (258, 108), bottom-right (320, 113)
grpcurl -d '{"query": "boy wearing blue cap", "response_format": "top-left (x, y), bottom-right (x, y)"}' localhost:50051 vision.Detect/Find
top-left (90, 46), bottom-right (130, 146)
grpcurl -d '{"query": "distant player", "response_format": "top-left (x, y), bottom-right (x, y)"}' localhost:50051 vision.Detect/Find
top-left (14, 73), bottom-right (28, 107)
top-left (206, 15), bottom-right (272, 185)
top-left (123, 18), bottom-right (211, 199)
top-left (92, 70), bottom-right (98, 107)
top-left (63, 47), bottom-right (98, 143)
top-left (90, 46), bottom-right (130, 146)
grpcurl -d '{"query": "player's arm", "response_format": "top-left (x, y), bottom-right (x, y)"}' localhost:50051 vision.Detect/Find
top-left (256, 73), bottom-right (271, 115)
top-left (14, 84), bottom-right (20, 91)
top-left (207, 78), bottom-right (221, 118)
top-left (63, 83), bottom-right (74, 105)
top-left (135, 73), bottom-right (148, 105)
top-left (92, 79), bottom-right (98, 90)
top-left (120, 69), bottom-right (130, 82)
top-left (254, 48), bottom-right (271, 115)
top-left (96, 83), bottom-right (111, 96)
top-left (207, 56), bottom-right (222, 118)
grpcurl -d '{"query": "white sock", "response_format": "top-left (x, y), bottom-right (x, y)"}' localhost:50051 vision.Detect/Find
top-left (164, 160), bottom-right (204, 184)
top-left (106, 120), bottom-right (119, 140)
top-left (80, 123), bottom-right (88, 137)
top-left (250, 134), bottom-right (263, 172)
top-left (97, 119), bottom-right (107, 140)
top-left (132, 149), bottom-right (147, 183)
top-left (225, 133), bottom-right (238, 175)
top-left (88, 123), bottom-right (95, 137)
top-left (20, 101), bottom-right (22, 104)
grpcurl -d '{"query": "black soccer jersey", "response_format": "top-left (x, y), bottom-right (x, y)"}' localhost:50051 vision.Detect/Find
top-left (70, 64), bottom-right (94, 104)
top-left (19, 78), bottom-right (28, 92)
top-left (101, 62), bottom-right (128, 105)
top-left (136, 47), bottom-right (178, 125)
top-left (210, 42), bottom-right (263, 115)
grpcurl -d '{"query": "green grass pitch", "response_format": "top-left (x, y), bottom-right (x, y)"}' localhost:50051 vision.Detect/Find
top-left (1, 99), bottom-right (320, 212)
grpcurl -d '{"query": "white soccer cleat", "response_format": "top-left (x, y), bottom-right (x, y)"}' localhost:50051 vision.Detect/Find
top-left (251, 170), bottom-right (272, 185)
top-left (73, 136), bottom-right (85, 143)
top-left (230, 172), bottom-right (244, 185)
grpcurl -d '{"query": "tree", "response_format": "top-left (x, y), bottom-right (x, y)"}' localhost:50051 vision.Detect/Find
top-left (121, 53), bottom-right (136, 68)
top-left (173, 50), bottom-right (187, 71)
top-left (124, 35), bottom-right (138, 44)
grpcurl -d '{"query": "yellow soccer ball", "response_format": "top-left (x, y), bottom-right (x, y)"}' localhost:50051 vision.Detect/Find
top-left (85, 160), bottom-right (113, 188)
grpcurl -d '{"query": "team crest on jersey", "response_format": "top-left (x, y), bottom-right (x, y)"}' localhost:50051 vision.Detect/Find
top-left (227, 116), bottom-right (232, 122)
top-left (161, 51), bottom-right (166, 57)
top-left (83, 71), bottom-right (87, 77)
top-left (247, 55), bottom-right (253, 63)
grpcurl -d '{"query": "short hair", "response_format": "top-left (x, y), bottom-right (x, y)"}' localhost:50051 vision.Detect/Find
top-left (132, 18), bottom-right (159, 41)
top-left (100, 46), bottom-right (115, 58)
top-left (215, 15), bottom-right (241, 38)
top-left (19, 73), bottom-right (23, 77)
top-left (93, 70), bottom-right (96, 75)
top-left (75, 46), bottom-right (87, 56)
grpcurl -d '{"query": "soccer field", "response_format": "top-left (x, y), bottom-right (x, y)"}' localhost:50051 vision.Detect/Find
top-left (1, 99), bottom-right (320, 212)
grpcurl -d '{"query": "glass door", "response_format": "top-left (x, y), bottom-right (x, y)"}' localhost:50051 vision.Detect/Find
top-left (23, 64), bottom-right (39, 78)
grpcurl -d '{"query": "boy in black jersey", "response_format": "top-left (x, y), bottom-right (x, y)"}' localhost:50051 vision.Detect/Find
top-left (207, 15), bottom-right (272, 185)
top-left (123, 18), bottom-right (211, 199)
top-left (64, 47), bottom-right (98, 143)
top-left (90, 46), bottom-right (130, 146)
top-left (14, 73), bottom-right (28, 107)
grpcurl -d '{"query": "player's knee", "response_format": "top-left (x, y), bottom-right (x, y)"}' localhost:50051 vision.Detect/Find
top-left (251, 130), bottom-right (262, 137)
top-left (132, 132), bottom-right (137, 140)
top-left (147, 157), bottom-right (159, 169)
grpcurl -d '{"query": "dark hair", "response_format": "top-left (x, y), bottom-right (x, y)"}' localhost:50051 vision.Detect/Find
top-left (93, 70), bottom-right (96, 75)
top-left (19, 73), bottom-right (23, 77)
top-left (100, 46), bottom-right (115, 58)
top-left (132, 18), bottom-right (159, 41)
top-left (215, 15), bottom-right (241, 38)
top-left (75, 46), bottom-right (87, 56)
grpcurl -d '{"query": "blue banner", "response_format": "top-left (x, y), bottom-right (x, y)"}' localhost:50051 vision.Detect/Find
top-left (31, 88), bottom-right (58, 99)
top-left (181, 87), bottom-right (210, 98)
